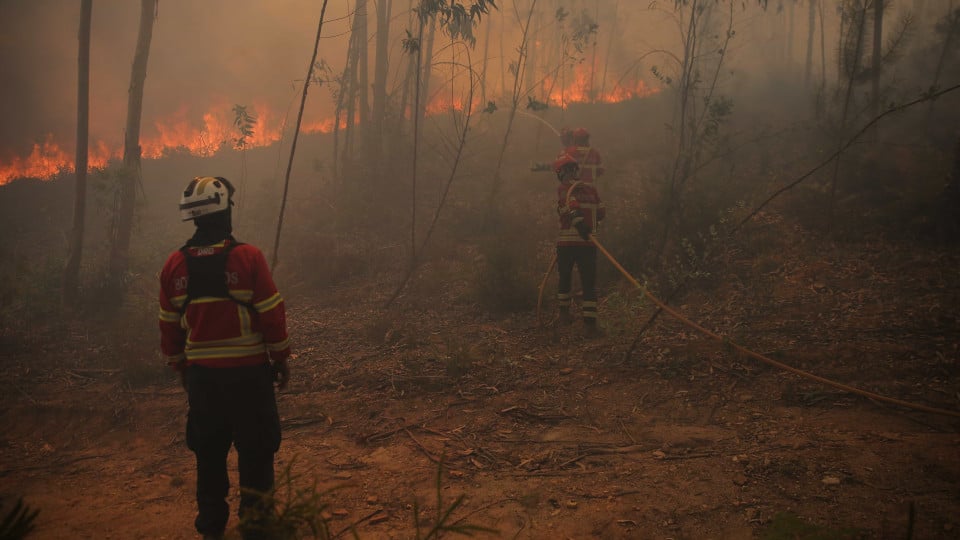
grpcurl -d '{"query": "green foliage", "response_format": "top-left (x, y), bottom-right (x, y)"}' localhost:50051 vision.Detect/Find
top-left (599, 290), bottom-right (649, 338)
top-left (554, 7), bottom-right (569, 24)
top-left (415, 0), bottom-right (498, 46)
top-left (310, 59), bottom-right (335, 86)
top-left (0, 497), bottom-right (39, 540)
top-left (0, 251), bottom-right (65, 327)
top-left (760, 512), bottom-right (868, 540)
top-left (413, 457), bottom-right (499, 539)
top-left (232, 104), bottom-right (257, 150)
top-left (651, 65), bottom-right (673, 86)
top-left (569, 9), bottom-right (599, 54)
top-left (402, 29), bottom-right (421, 55)
top-left (474, 232), bottom-right (539, 314)
top-left (238, 460), bottom-right (340, 539)
top-left (525, 97), bottom-right (549, 111)
top-left (702, 96), bottom-right (733, 139)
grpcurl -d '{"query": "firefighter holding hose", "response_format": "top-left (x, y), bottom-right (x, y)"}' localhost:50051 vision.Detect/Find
top-left (554, 153), bottom-right (606, 337)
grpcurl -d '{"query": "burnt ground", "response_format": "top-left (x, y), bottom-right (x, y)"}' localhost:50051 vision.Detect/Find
top-left (2, 215), bottom-right (959, 540)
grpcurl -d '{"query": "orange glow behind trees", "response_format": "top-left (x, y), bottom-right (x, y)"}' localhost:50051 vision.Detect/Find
top-left (0, 68), bottom-right (657, 185)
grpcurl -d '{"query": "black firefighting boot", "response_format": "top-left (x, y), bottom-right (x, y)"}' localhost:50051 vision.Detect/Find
top-left (558, 306), bottom-right (573, 325)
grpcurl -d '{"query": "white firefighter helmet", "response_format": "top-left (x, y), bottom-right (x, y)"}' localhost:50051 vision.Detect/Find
top-left (179, 176), bottom-right (235, 221)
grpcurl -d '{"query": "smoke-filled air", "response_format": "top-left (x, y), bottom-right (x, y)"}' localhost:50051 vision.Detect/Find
top-left (1, 0), bottom-right (959, 538)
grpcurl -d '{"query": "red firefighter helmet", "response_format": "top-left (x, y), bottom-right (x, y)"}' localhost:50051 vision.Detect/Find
top-left (573, 127), bottom-right (590, 145)
top-left (553, 153), bottom-right (579, 174)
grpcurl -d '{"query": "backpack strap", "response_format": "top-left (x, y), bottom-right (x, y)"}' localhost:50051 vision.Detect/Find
top-left (178, 241), bottom-right (256, 315)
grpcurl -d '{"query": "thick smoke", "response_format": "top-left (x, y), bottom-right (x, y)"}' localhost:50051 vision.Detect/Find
top-left (0, 0), bottom-right (354, 160)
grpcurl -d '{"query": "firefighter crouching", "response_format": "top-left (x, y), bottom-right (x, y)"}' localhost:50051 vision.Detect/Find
top-left (158, 176), bottom-right (291, 540)
top-left (554, 154), bottom-right (606, 337)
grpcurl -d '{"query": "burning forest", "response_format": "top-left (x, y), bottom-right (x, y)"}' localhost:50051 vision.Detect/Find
top-left (1, 0), bottom-right (959, 539)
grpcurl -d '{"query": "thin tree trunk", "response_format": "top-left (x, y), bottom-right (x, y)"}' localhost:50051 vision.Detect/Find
top-left (871, 0), bottom-right (884, 120)
top-left (385, 47), bottom-right (478, 307)
top-left (343, 12), bottom-right (361, 165)
top-left (63, 0), bottom-right (92, 308)
top-left (600, 0), bottom-right (620, 98)
top-left (819, 0), bottom-right (827, 92)
top-left (787, 0), bottom-right (796, 66)
top-left (418, 16), bottom-right (437, 131)
top-left (372, 0), bottom-right (391, 165)
top-left (828, 0), bottom-right (868, 228)
top-left (409, 9), bottom-right (427, 263)
top-left (271, 0), bottom-right (331, 271)
top-left (483, 0), bottom-right (538, 228)
top-left (108, 0), bottom-right (155, 302)
top-left (804, 0), bottom-right (816, 87)
top-left (926, 7), bottom-right (959, 123)
top-left (480, 17), bottom-right (491, 104)
top-left (356, 0), bottom-right (370, 162)
top-left (589, 0), bottom-right (598, 100)
top-left (499, 17), bottom-right (507, 98)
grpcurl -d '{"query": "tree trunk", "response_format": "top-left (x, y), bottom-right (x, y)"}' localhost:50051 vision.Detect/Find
top-left (804, 0), bottom-right (816, 87)
top-left (480, 17), bottom-right (491, 104)
top-left (409, 10), bottom-right (426, 263)
top-left (108, 0), bottom-right (155, 303)
top-left (786, 0), bottom-right (796, 66)
top-left (484, 0), bottom-right (539, 229)
top-left (417, 17), bottom-right (437, 131)
top-left (372, 0), bottom-right (391, 166)
top-left (63, 0), bottom-right (93, 309)
top-left (925, 6), bottom-right (959, 124)
top-left (357, 0), bottom-right (369, 138)
top-left (819, 0), bottom-right (827, 92)
top-left (342, 8), bottom-right (362, 167)
top-left (871, 0), bottom-right (884, 120)
top-left (271, 0), bottom-right (332, 271)
top-left (599, 0), bottom-right (620, 98)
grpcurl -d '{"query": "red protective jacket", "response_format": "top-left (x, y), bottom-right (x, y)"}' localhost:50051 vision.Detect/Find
top-left (159, 239), bottom-right (290, 369)
top-left (557, 180), bottom-right (605, 247)
top-left (562, 145), bottom-right (605, 183)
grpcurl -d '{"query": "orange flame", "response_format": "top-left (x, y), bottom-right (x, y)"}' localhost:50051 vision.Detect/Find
top-left (0, 68), bottom-right (656, 186)
top-left (546, 64), bottom-right (659, 108)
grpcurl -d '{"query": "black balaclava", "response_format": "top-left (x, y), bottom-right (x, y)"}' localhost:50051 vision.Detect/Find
top-left (187, 208), bottom-right (234, 246)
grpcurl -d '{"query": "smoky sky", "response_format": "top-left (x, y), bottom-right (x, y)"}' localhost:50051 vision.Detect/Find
top-left (0, 0), bottom-right (357, 159)
top-left (1, 0), bottom-right (950, 168)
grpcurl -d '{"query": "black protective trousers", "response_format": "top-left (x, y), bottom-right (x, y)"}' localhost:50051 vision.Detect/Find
top-left (557, 245), bottom-right (598, 320)
top-left (185, 363), bottom-right (281, 538)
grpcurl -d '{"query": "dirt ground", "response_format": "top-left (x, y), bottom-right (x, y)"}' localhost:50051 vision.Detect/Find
top-left (2, 223), bottom-right (959, 539)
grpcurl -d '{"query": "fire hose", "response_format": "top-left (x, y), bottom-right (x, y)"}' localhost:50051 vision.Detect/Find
top-left (538, 233), bottom-right (960, 419)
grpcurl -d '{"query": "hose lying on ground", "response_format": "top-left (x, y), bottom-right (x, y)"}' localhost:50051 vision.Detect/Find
top-left (545, 233), bottom-right (960, 419)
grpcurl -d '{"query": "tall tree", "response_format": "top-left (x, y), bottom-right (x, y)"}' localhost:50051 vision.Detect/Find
top-left (63, 0), bottom-right (93, 308)
top-left (371, 0), bottom-right (392, 165)
top-left (357, 0), bottom-right (370, 131)
top-left (271, 0), bottom-right (332, 271)
top-left (483, 0), bottom-right (539, 227)
top-left (804, 0), bottom-right (817, 87)
top-left (871, 0), bottom-right (884, 119)
top-left (418, 16), bottom-right (438, 131)
top-left (107, 0), bottom-right (156, 302)
top-left (480, 15), bottom-right (491, 104)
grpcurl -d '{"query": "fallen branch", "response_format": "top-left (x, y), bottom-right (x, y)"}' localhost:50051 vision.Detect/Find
top-left (405, 428), bottom-right (441, 464)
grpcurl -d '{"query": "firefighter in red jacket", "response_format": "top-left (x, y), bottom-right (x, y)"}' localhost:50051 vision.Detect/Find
top-left (159, 176), bottom-right (290, 540)
top-left (565, 127), bottom-right (605, 184)
top-left (554, 153), bottom-right (606, 335)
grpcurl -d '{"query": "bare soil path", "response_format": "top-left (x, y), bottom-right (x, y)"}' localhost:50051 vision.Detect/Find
top-left (2, 232), bottom-right (959, 539)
